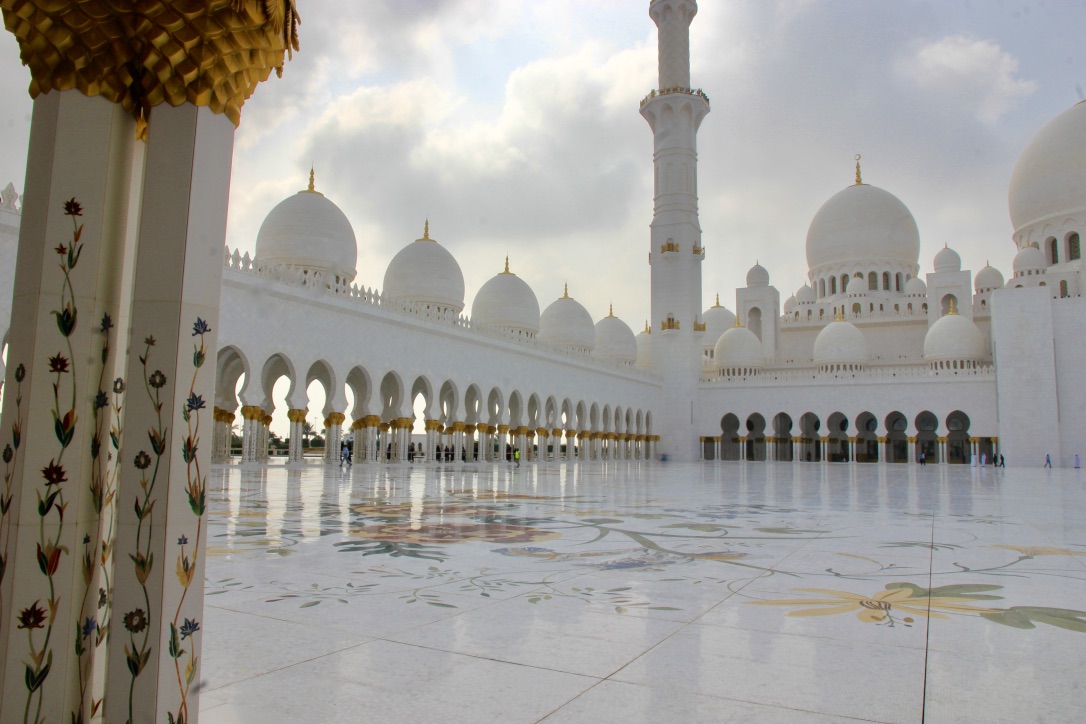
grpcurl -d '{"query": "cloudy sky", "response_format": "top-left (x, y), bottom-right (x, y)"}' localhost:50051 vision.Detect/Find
top-left (1, 0), bottom-right (1083, 331)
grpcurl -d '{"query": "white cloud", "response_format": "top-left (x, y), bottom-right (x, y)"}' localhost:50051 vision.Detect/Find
top-left (899, 35), bottom-right (1036, 125)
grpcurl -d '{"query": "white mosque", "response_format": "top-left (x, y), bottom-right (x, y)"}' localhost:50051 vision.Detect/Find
top-left (1, 0), bottom-right (1084, 468)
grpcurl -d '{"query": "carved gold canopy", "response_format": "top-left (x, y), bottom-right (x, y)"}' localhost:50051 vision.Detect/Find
top-left (0, 0), bottom-right (299, 137)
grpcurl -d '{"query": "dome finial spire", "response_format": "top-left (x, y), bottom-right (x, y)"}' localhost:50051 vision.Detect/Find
top-left (835, 307), bottom-right (845, 322)
top-left (714, 292), bottom-right (721, 307)
top-left (423, 219), bottom-right (431, 240)
top-left (503, 255), bottom-right (510, 273)
top-left (308, 166), bottom-right (315, 192)
top-left (854, 154), bottom-right (862, 185)
top-left (563, 282), bottom-right (569, 299)
top-left (608, 303), bottom-right (615, 318)
top-left (948, 297), bottom-right (957, 315)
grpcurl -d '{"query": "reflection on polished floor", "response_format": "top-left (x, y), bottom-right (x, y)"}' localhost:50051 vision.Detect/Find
top-left (198, 460), bottom-right (1086, 723)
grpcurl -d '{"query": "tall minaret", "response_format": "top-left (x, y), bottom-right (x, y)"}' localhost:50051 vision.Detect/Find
top-left (641, 0), bottom-right (709, 461)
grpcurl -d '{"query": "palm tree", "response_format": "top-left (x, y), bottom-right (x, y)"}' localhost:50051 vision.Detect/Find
top-left (302, 420), bottom-right (315, 448)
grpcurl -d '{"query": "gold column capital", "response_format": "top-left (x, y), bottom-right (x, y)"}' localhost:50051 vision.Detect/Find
top-left (1, 0), bottom-right (299, 137)
top-left (240, 405), bottom-right (264, 421)
top-left (286, 408), bottom-right (307, 423)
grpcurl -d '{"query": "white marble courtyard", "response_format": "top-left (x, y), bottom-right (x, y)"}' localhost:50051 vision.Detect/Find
top-left (197, 460), bottom-right (1086, 723)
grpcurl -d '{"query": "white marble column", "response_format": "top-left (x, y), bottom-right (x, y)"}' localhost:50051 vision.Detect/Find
top-left (287, 408), bottom-right (306, 463)
top-left (105, 103), bottom-right (235, 722)
top-left (0, 90), bottom-right (136, 722)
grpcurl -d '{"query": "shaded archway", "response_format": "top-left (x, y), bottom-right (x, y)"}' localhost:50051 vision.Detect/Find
top-left (720, 413), bottom-right (740, 461)
top-left (946, 410), bottom-right (970, 464)
top-left (798, 412), bottom-right (821, 462)
top-left (772, 412), bottom-right (793, 461)
top-left (915, 410), bottom-right (939, 463)
top-left (884, 411), bottom-right (908, 463)
top-left (826, 412), bottom-right (849, 462)
top-left (855, 411), bottom-right (878, 462)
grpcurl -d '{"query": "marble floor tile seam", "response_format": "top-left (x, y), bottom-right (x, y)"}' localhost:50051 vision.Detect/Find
top-left (198, 633), bottom-right (377, 694)
top-left (541, 678), bottom-right (895, 724)
top-left (366, 635), bottom-right (615, 683)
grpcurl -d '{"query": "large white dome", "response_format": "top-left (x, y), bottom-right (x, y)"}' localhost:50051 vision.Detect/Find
top-left (636, 323), bottom-right (652, 370)
top-left (1008, 101), bottom-right (1086, 232)
top-left (255, 178), bottom-right (357, 282)
top-left (714, 325), bottom-right (763, 370)
top-left (539, 287), bottom-right (595, 353)
top-left (806, 183), bottom-right (920, 272)
top-left (383, 223), bottom-right (465, 313)
top-left (924, 310), bottom-right (986, 362)
top-left (593, 309), bottom-right (637, 364)
top-left (813, 319), bottom-right (868, 366)
top-left (471, 258), bottom-right (540, 335)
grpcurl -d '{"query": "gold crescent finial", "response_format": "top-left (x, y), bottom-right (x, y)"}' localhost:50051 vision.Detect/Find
top-left (854, 154), bottom-right (862, 185)
top-left (563, 282), bottom-right (569, 299)
top-left (608, 303), bottom-right (614, 318)
top-left (835, 307), bottom-right (845, 322)
top-left (644, 319), bottom-right (651, 333)
top-left (948, 297), bottom-right (957, 315)
top-left (503, 255), bottom-right (510, 274)
top-left (308, 167), bottom-right (315, 192)
top-left (423, 219), bottom-right (430, 240)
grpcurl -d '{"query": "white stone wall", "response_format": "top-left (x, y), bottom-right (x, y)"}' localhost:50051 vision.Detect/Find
top-left (991, 287), bottom-right (1060, 466)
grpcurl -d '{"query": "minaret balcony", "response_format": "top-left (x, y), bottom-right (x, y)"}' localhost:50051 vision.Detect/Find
top-left (640, 86), bottom-right (710, 109)
top-left (660, 241), bottom-right (681, 254)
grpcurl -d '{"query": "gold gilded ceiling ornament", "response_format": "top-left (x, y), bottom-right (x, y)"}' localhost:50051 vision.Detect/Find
top-left (1, 0), bottom-right (301, 140)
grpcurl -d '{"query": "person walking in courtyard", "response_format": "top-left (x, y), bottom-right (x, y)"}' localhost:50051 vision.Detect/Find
top-left (514, 447), bottom-right (521, 468)
top-left (340, 443), bottom-right (351, 468)
top-left (919, 451), bottom-right (926, 465)
top-left (1076, 454), bottom-right (1080, 469)
top-left (1044, 453), bottom-right (1052, 468)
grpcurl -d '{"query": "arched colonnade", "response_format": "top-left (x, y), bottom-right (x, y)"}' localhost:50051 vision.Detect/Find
top-left (212, 346), bottom-right (657, 465)
top-left (702, 409), bottom-right (996, 465)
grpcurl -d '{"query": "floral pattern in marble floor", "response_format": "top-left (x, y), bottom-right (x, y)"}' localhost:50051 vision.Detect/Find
top-left (198, 460), bottom-right (1086, 723)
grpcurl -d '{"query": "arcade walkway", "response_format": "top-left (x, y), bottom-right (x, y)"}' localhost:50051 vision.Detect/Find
top-left (198, 460), bottom-right (1086, 722)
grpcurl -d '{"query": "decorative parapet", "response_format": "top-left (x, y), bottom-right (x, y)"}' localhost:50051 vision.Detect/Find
top-left (660, 241), bottom-right (681, 253)
top-left (222, 245), bottom-right (660, 381)
top-left (692, 320), bottom-right (706, 332)
top-left (640, 86), bottom-right (711, 108)
top-left (702, 362), bottom-right (996, 385)
top-left (660, 317), bottom-right (681, 331)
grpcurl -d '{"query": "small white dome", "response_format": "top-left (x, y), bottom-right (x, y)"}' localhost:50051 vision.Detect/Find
top-left (924, 311), bottom-right (986, 362)
top-left (383, 223), bottom-right (465, 313)
top-left (813, 319), bottom-right (868, 366)
top-left (471, 259), bottom-right (540, 335)
top-left (933, 245), bottom-right (961, 273)
top-left (806, 182), bottom-right (920, 272)
top-left (539, 287), bottom-right (595, 353)
top-left (974, 264), bottom-right (1005, 292)
top-left (255, 180), bottom-right (357, 282)
top-left (702, 297), bottom-right (737, 344)
top-left (1008, 101), bottom-right (1086, 232)
top-left (1012, 245), bottom-right (1046, 274)
top-left (714, 325), bottom-right (763, 370)
top-left (796, 284), bottom-right (816, 304)
top-left (746, 263), bottom-right (770, 287)
top-left (904, 277), bottom-right (927, 295)
top-left (783, 294), bottom-right (797, 313)
top-left (593, 310), bottom-right (637, 363)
